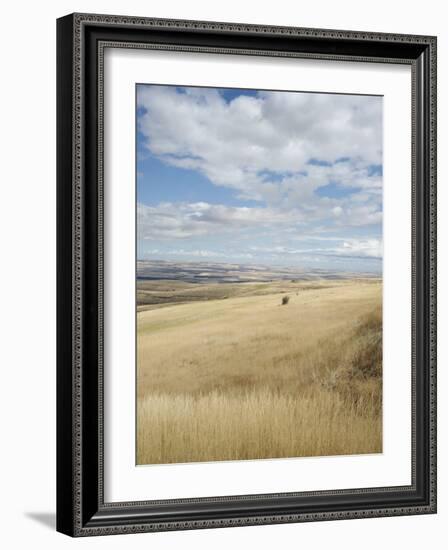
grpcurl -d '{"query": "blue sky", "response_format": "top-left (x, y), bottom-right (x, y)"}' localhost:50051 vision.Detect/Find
top-left (136, 85), bottom-right (383, 272)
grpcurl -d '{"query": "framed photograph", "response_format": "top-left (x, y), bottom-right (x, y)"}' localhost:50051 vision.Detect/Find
top-left (57, 13), bottom-right (437, 536)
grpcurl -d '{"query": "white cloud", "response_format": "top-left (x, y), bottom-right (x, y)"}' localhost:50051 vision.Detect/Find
top-left (250, 238), bottom-right (382, 260)
top-left (336, 238), bottom-right (383, 259)
top-left (137, 201), bottom-right (303, 240)
top-left (141, 239), bottom-right (382, 264)
top-left (145, 248), bottom-right (225, 258)
top-left (142, 248), bottom-right (254, 260)
top-left (138, 198), bottom-right (382, 241)
top-left (137, 86), bottom-right (382, 208)
top-left (137, 86), bottom-right (383, 270)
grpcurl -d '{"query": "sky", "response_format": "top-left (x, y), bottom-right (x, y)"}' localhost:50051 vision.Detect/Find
top-left (136, 84), bottom-right (383, 273)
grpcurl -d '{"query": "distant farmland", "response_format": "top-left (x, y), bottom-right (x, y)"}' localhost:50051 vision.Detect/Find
top-left (136, 261), bottom-right (382, 465)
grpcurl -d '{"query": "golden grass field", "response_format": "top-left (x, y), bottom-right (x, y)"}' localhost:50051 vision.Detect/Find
top-left (137, 277), bottom-right (382, 465)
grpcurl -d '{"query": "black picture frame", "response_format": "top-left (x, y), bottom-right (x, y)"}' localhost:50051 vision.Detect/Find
top-left (57, 13), bottom-right (437, 537)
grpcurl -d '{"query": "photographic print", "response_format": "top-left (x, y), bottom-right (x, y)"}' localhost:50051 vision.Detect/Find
top-left (136, 84), bottom-right (383, 465)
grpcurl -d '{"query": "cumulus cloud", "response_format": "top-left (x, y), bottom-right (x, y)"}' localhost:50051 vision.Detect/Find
top-left (138, 198), bottom-right (381, 241)
top-left (137, 201), bottom-right (304, 240)
top-left (136, 85), bottom-right (383, 270)
top-left (137, 86), bottom-right (382, 205)
top-left (250, 239), bottom-right (382, 260)
top-left (335, 238), bottom-right (382, 259)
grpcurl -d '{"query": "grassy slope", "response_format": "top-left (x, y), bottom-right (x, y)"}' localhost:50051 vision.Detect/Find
top-left (137, 279), bottom-right (382, 464)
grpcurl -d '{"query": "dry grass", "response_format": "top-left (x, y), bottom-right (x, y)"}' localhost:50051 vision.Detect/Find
top-left (137, 389), bottom-right (381, 463)
top-left (137, 279), bottom-right (382, 465)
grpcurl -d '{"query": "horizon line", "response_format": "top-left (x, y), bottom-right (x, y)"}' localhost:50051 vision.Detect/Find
top-left (136, 257), bottom-right (382, 274)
